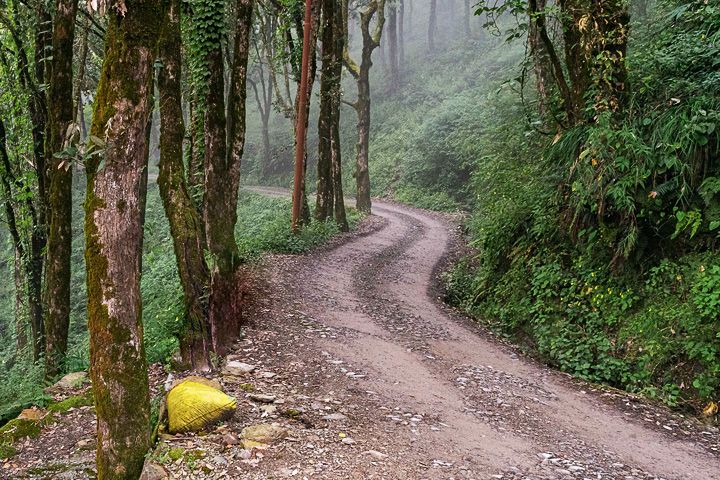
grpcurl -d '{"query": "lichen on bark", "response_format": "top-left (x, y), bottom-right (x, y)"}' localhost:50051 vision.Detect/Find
top-left (84, 1), bottom-right (164, 478)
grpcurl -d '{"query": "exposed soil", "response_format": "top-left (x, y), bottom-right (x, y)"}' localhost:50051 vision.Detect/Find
top-left (3, 189), bottom-right (718, 479)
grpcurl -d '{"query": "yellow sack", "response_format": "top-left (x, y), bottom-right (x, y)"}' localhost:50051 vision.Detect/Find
top-left (167, 381), bottom-right (236, 434)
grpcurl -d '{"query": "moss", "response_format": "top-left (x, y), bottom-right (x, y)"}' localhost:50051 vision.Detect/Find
top-left (0, 418), bottom-right (43, 444)
top-left (238, 383), bottom-right (255, 391)
top-left (47, 390), bottom-right (94, 413)
top-left (0, 444), bottom-right (18, 460)
top-left (168, 447), bottom-right (184, 461)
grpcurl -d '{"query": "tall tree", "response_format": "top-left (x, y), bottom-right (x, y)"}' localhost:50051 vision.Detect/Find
top-left (84, 0), bottom-right (163, 476)
top-left (44, 0), bottom-right (79, 380)
top-left (398, 0), bottom-right (404, 64)
top-left (316, 0), bottom-right (348, 230)
top-left (0, 6), bottom-right (49, 361)
top-left (157, 0), bottom-right (212, 370)
top-left (204, 0), bottom-right (254, 354)
top-left (428, 0), bottom-right (436, 52)
top-left (343, 0), bottom-right (386, 213)
top-left (387, 2), bottom-right (399, 89)
top-left (527, 0), bottom-right (553, 119)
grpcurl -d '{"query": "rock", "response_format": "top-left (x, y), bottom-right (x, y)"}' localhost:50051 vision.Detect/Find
top-left (322, 413), bottom-right (348, 421)
top-left (168, 376), bottom-right (223, 393)
top-left (361, 450), bottom-right (388, 460)
top-left (44, 372), bottom-right (88, 393)
top-left (17, 408), bottom-right (46, 420)
top-left (341, 437), bottom-right (356, 445)
top-left (260, 405), bottom-right (277, 415)
top-left (221, 432), bottom-right (240, 446)
top-left (212, 455), bottom-right (228, 466)
top-left (249, 394), bottom-right (276, 403)
top-left (242, 439), bottom-right (268, 449)
top-left (241, 424), bottom-right (288, 444)
top-left (140, 463), bottom-right (169, 480)
top-left (222, 361), bottom-right (256, 376)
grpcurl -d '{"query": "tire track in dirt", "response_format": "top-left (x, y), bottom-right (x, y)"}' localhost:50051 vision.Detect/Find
top-left (246, 186), bottom-right (720, 479)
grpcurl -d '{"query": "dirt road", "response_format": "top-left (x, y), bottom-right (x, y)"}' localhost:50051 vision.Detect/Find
top-left (246, 186), bottom-right (720, 480)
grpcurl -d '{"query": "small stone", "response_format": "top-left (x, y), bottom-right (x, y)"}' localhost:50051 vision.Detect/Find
top-left (241, 424), bottom-right (288, 444)
top-left (44, 372), bottom-right (88, 394)
top-left (221, 433), bottom-right (240, 446)
top-left (222, 361), bottom-right (255, 376)
top-left (250, 394), bottom-right (276, 403)
top-left (322, 413), bottom-right (347, 421)
top-left (341, 437), bottom-right (356, 445)
top-left (361, 450), bottom-right (388, 460)
top-left (537, 453), bottom-right (553, 460)
top-left (139, 463), bottom-right (169, 480)
top-left (212, 455), bottom-right (228, 466)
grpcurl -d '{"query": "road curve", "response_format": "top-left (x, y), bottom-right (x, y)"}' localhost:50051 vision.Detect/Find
top-left (246, 186), bottom-right (720, 480)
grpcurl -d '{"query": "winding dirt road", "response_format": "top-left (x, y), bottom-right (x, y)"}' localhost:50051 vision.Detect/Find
top-left (247, 186), bottom-right (720, 480)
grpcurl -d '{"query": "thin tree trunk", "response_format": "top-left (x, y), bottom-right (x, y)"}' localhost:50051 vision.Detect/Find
top-left (45, 0), bottom-right (79, 380)
top-left (158, 0), bottom-right (213, 371)
top-left (387, 5), bottom-right (398, 90)
top-left (85, 1), bottom-right (162, 476)
top-left (343, 0), bottom-right (385, 214)
top-left (429, 0), bottom-right (437, 53)
top-left (464, 0), bottom-right (470, 35)
top-left (398, 0), bottom-right (404, 65)
top-left (74, 16), bottom-right (90, 138)
top-left (14, 248), bottom-right (27, 356)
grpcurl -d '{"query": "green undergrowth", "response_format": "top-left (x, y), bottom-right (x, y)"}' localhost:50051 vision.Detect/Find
top-left (235, 190), bottom-right (363, 258)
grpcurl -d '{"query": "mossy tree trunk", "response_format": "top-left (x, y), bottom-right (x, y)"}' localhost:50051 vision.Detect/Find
top-left (0, 118), bottom-right (28, 357)
top-left (527, 0), bottom-right (553, 119)
top-left (330, 0), bottom-right (348, 231)
top-left (316, 0), bottom-right (337, 222)
top-left (2, 7), bottom-right (50, 361)
top-left (84, 1), bottom-right (163, 477)
top-left (158, 0), bottom-right (212, 371)
top-left (343, 0), bottom-right (385, 214)
top-left (45, 0), bottom-right (79, 381)
top-left (14, 248), bottom-right (27, 356)
top-left (202, 0), bottom-right (254, 355)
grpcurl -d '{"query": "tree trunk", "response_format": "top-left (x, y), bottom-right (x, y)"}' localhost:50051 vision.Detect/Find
top-left (464, 0), bottom-right (470, 35)
top-left (316, 0), bottom-right (337, 222)
top-left (203, 0), bottom-right (254, 355)
top-left (560, 0), bottom-right (591, 125)
top-left (428, 0), bottom-right (437, 53)
top-left (528, 0), bottom-right (553, 119)
top-left (45, 0), bottom-right (79, 381)
top-left (187, 89), bottom-right (205, 204)
top-left (589, 0), bottom-right (630, 114)
top-left (355, 71), bottom-right (371, 213)
top-left (330, 0), bottom-right (347, 231)
top-left (387, 5), bottom-right (399, 90)
top-left (14, 247), bottom-right (27, 356)
top-left (74, 16), bottom-right (90, 138)
top-left (398, 0), bottom-right (404, 65)
top-left (85, 1), bottom-right (161, 476)
top-left (343, 0), bottom-right (385, 214)
top-left (158, 0), bottom-right (213, 371)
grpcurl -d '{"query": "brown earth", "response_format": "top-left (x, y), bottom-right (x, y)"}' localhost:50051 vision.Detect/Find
top-left (3, 189), bottom-right (718, 479)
